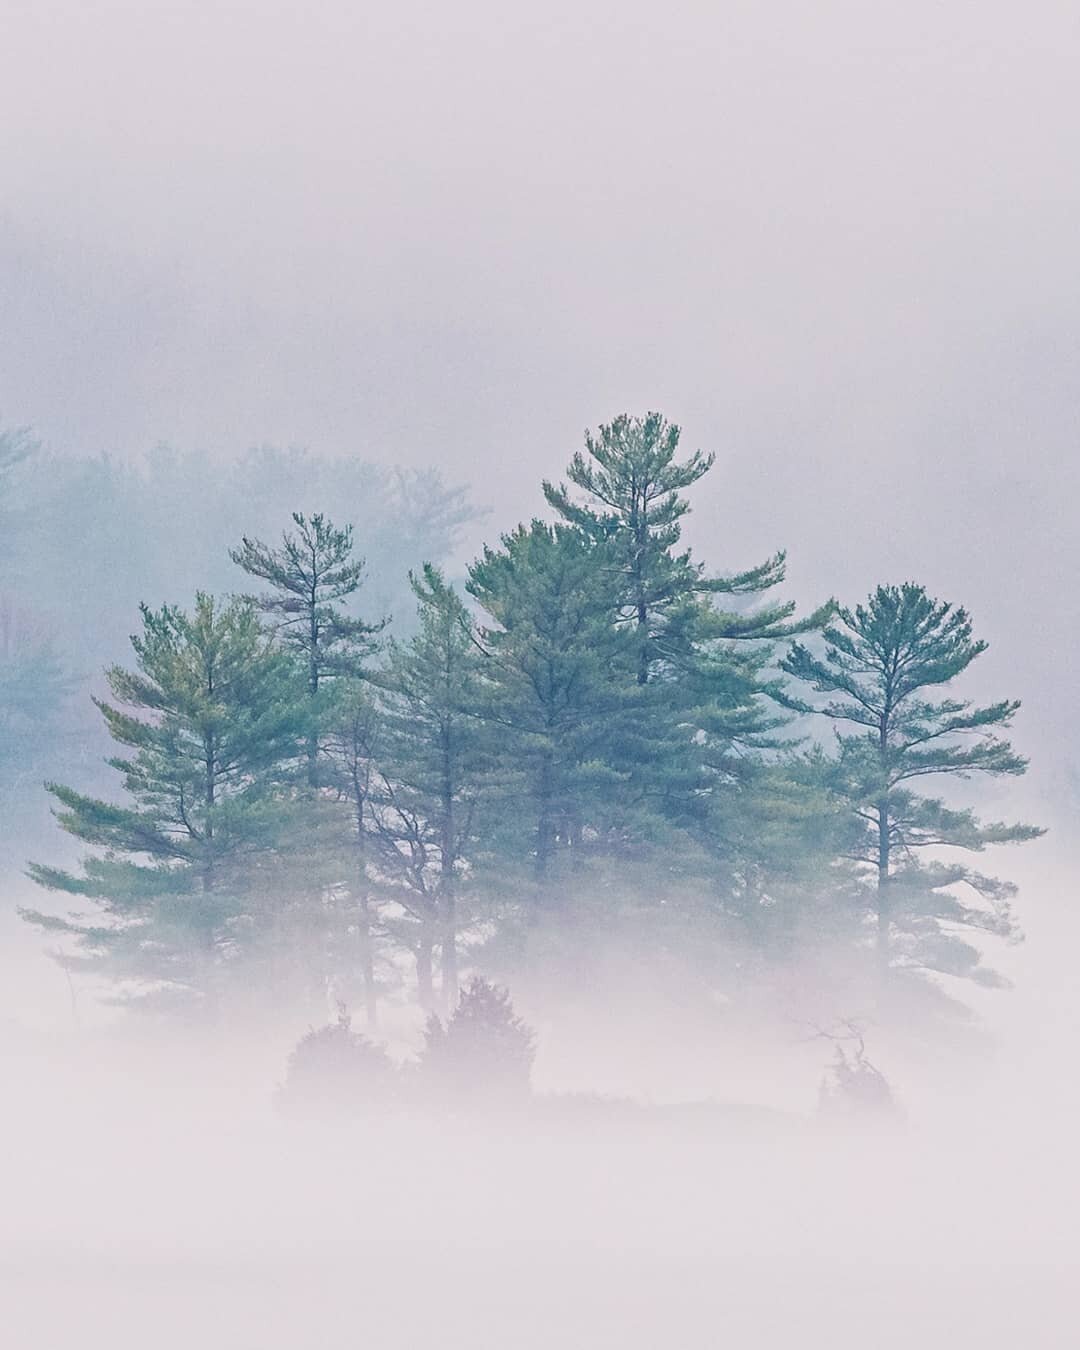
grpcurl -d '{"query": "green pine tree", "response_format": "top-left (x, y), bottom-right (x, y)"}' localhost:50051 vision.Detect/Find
top-left (699, 747), bottom-right (864, 951)
top-left (23, 594), bottom-right (308, 1011)
top-left (466, 521), bottom-right (645, 901)
top-left (322, 680), bottom-right (384, 1026)
top-left (782, 583), bottom-right (1043, 990)
top-left (543, 412), bottom-right (832, 924)
top-left (230, 512), bottom-right (385, 781)
top-left (542, 412), bottom-right (818, 685)
top-left (365, 565), bottom-right (488, 1011)
top-left (231, 512), bottom-right (388, 1011)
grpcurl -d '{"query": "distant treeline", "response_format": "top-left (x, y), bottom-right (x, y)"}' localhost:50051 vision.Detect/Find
top-left (0, 433), bottom-right (476, 848)
top-left (6, 415), bottom-right (1040, 1025)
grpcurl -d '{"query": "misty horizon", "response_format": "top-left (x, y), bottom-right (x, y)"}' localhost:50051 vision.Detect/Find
top-left (2, 4), bottom-right (1078, 1347)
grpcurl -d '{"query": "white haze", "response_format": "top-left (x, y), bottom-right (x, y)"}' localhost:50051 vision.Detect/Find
top-left (3, 959), bottom-right (1078, 1350)
top-left (4, 843), bottom-right (1079, 1350)
top-left (2, 1), bottom-right (1078, 785)
top-left (2, 2), bottom-right (1079, 1345)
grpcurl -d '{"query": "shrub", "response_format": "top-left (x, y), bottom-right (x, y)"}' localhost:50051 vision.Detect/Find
top-left (417, 976), bottom-right (536, 1105)
top-left (817, 1023), bottom-right (900, 1121)
top-left (277, 1003), bottom-right (394, 1117)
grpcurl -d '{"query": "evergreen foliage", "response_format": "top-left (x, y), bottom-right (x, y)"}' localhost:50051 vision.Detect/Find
top-left (543, 411), bottom-right (826, 684)
top-left (231, 512), bottom-right (384, 695)
top-left (418, 976), bottom-right (536, 1103)
top-left (231, 512), bottom-right (385, 779)
top-left (362, 566), bottom-right (488, 1012)
top-left (20, 416), bottom-right (1041, 1029)
top-left (15, 447), bottom-right (473, 667)
top-left (0, 445), bottom-right (474, 864)
top-left (322, 680), bottom-right (383, 1026)
top-left (467, 521), bottom-right (645, 892)
top-left (277, 1003), bottom-right (394, 1117)
top-left (782, 584), bottom-right (1043, 986)
top-left (23, 594), bottom-right (309, 1007)
top-left (541, 413), bottom-right (837, 937)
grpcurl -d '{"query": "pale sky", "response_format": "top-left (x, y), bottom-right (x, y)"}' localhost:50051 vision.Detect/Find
top-left (2, 0), bottom-right (1078, 799)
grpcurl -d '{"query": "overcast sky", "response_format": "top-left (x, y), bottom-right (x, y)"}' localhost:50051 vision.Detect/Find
top-left (2, 0), bottom-right (1079, 803)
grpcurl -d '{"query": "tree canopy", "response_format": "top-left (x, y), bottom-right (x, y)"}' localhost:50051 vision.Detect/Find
top-left (783, 584), bottom-right (1043, 988)
top-left (20, 418), bottom-right (1041, 1033)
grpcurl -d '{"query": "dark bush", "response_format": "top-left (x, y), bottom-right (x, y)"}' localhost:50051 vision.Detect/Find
top-left (277, 1003), bottom-right (395, 1117)
top-left (817, 1024), bottom-right (900, 1122)
top-left (417, 976), bottom-right (536, 1105)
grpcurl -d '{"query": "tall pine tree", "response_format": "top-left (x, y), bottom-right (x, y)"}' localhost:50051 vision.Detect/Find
top-left (467, 521), bottom-right (645, 901)
top-left (542, 412), bottom-right (813, 685)
top-left (24, 595), bottom-right (308, 1011)
top-left (782, 583), bottom-right (1042, 989)
top-left (230, 512), bottom-right (384, 782)
top-left (543, 412), bottom-right (832, 911)
top-left (366, 565), bottom-right (488, 1011)
top-left (232, 512), bottom-right (386, 1012)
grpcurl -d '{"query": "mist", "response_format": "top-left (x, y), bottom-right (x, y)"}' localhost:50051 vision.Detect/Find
top-left (2, 2), bottom-right (1079, 1346)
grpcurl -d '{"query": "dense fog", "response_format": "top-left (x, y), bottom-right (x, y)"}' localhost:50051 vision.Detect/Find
top-left (2, 2), bottom-right (1078, 1346)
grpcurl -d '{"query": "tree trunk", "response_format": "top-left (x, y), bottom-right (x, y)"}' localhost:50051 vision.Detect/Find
top-left (416, 920), bottom-right (435, 1012)
top-left (636, 596), bottom-right (649, 685)
top-left (633, 496), bottom-right (650, 685)
top-left (358, 894), bottom-right (378, 1028)
top-left (441, 893), bottom-right (458, 1015)
top-left (534, 750), bottom-right (555, 885)
top-left (307, 593), bottom-right (320, 785)
top-left (201, 732), bottom-right (220, 1019)
top-left (876, 798), bottom-right (890, 980)
top-left (440, 736), bottom-right (459, 1014)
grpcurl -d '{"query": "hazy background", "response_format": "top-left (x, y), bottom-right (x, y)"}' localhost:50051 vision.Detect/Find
top-left (1, 7), bottom-right (1078, 1343)
top-left (4, 0), bottom-right (1077, 1006)
top-left (3, 0), bottom-right (1078, 783)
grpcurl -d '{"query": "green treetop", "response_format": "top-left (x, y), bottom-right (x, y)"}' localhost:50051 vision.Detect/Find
top-left (782, 583), bottom-right (1043, 989)
top-left (231, 512), bottom-right (385, 780)
top-left (24, 594), bottom-right (308, 1009)
top-left (543, 412), bottom-right (819, 685)
top-left (366, 565), bottom-right (488, 1011)
top-left (467, 521), bottom-right (645, 894)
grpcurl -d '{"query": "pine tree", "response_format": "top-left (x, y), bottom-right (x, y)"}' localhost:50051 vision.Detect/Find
top-left (322, 681), bottom-right (384, 1025)
top-left (230, 512), bottom-right (384, 781)
top-left (543, 412), bottom-right (832, 914)
top-left (365, 566), bottom-right (487, 1011)
top-left (782, 583), bottom-right (1042, 988)
top-left (466, 521), bottom-right (644, 899)
top-left (23, 594), bottom-right (308, 1010)
top-left (231, 512), bottom-right (387, 1013)
top-left (694, 748), bottom-right (860, 947)
top-left (418, 975), bottom-right (536, 1105)
top-left (542, 412), bottom-right (814, 685)
top-left (277, 1002), bottom-right (395, 1117)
